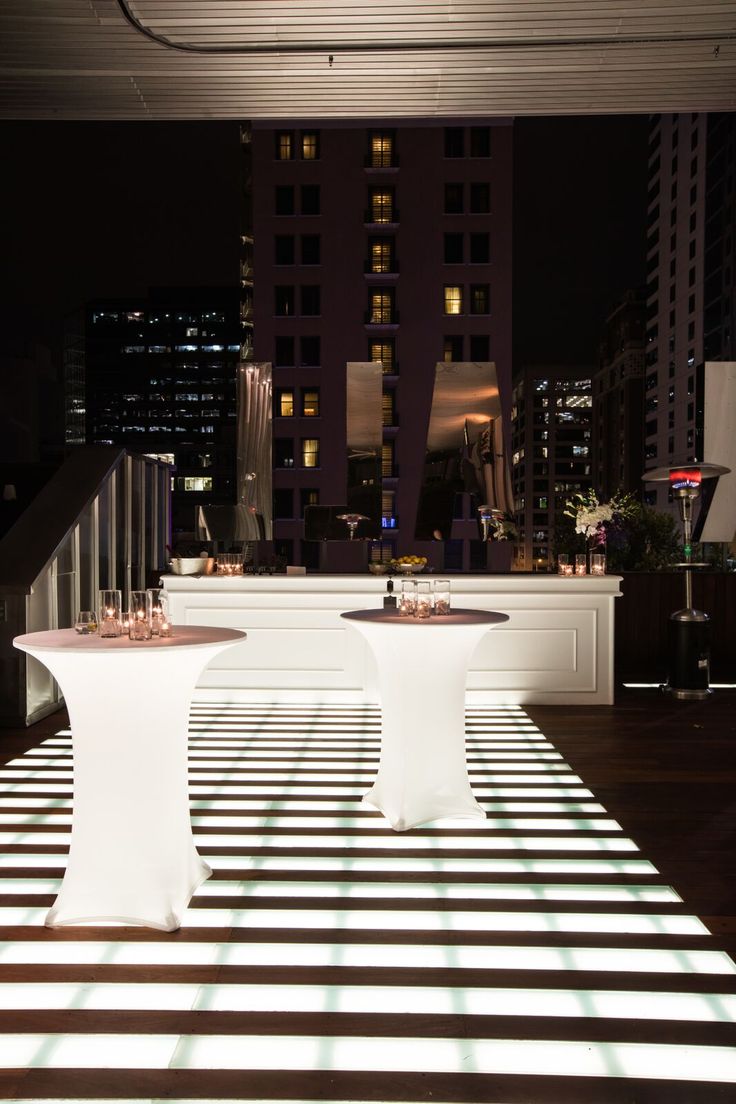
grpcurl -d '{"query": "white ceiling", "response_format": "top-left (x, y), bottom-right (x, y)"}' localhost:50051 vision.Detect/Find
top-left (1, 0), bottom-right (735, 120)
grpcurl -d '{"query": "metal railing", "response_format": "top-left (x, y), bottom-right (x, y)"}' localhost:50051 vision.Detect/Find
top-left (0, 447), bottom-right (172, 727)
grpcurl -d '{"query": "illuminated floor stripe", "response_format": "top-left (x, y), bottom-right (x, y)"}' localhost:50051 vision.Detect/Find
top-left (0, 702), bottom-right (734, 1099)
top-left (0, 982), bottom-right (733, 1020)
top-left (0, 940), bottom-right (732, 974)
top-left (0, 1033), bottom-right (735, 1081)
top-left (0, 878), bottom-right (682, 903)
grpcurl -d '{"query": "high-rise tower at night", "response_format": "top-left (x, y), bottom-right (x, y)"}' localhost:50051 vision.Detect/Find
top-left (247, 120), bottom-right (513, 567)
top-left (644, 112), bottom-right (736, 510)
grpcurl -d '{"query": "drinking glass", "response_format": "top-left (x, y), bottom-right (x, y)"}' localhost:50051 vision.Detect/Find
top-left (74, 610), bottom-right (97, 635)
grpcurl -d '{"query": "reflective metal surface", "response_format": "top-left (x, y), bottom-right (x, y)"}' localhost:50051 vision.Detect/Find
top-left (346, 361), bottom-right (382, 539)
top-left (236, 362), bottom-right (273, 540)
top-left (415, 362), bottom-right (513, 541)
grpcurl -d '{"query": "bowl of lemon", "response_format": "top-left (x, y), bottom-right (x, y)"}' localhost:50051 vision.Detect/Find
top-left (390, 555), bottom-right (428, 574)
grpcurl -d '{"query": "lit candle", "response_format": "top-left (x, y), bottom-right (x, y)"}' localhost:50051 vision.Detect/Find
top-left (574, 555), bottom-right (587, 576)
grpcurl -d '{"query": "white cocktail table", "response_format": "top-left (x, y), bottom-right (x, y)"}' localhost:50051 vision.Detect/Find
top-left (341, 607), bottom-right (508, 831)
top-left (13, 626), bottom-right (245, 930)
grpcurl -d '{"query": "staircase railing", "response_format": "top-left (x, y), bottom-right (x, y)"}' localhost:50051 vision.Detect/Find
top-left (0, 447), bottom-right (171, 726)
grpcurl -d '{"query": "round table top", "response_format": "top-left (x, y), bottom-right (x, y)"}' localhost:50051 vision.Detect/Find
top-left (341, 608), bottom-right (508, 627)
top-left (13, 626), bottom-right (246, 654)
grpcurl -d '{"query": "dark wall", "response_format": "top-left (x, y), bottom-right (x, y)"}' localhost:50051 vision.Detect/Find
top-left (615, 572), bottom-right (736, 683)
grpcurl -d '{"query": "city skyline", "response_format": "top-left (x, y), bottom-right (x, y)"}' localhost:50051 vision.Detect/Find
top-left (1, 115), bottom-right (648, 371)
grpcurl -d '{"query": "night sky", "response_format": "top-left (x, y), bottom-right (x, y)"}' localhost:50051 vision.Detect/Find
top-left (0, 114), bottom-right (648, 369)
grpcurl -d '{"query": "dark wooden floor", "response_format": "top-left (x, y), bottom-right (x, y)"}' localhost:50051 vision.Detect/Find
top-left (0, 692), bottom-right (734, 1103)
top-left (530, 687), bottom-right (736, 959)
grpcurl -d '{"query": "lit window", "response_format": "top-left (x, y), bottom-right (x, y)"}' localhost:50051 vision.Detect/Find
top-left (302, 389), bottom-right (320, 417)
top-left (370, 340), bottom-right (395, 373)
top-left (276, 132), bottom-right (293, 160)
top-left (370, 132), bottom-right (393, 167)
top-left (302, 437), bottom-right (320, 467)
top-left (370, 239), bottom-right (393, 273)
top-left (370, 290), bottom-right (394, 324)
top-left (382, 392), bottom-right (395, 427)
top-left (370, 188), bottom-right (394, 223)
top-left (381, 441), bottom-right (394, 476)
top-left (301, 132), bottom-right (319, 160)
top-left (444, 286), bottom-right (463, 315)
top-left (181, 476), bottom-right (214, 492)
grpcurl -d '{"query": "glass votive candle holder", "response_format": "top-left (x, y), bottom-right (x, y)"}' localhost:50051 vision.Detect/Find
top-left (128, 590), bottom-right (152, 641)
top-left (574, 554), bottom-right (587, 576)
top-left (216, 553), bottom-right (244, 576)
top-left (98, 589), bottom-right (123, 637)
top-left (398, 579), bottom-right (417, 617)
top-left (146, 588), bottom-right (171, 636)
top-left (557, 554), bottom-right (573, 576)
top-left (414, 581), bottom-right (432, 619)
top-left (433, 579), bottom-right (451, 615)
top-left (590, 553), bottom-right (606, 576)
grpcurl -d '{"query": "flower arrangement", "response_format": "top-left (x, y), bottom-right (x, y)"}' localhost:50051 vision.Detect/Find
top-left (563, 490), bottom-right (635, 544)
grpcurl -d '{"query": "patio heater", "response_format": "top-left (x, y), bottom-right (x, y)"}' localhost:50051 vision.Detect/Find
top-left (642, 462), bottom-right (730, 700)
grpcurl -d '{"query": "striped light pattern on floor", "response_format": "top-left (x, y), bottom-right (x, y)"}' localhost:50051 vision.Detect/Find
top-left (0, 702), bottom-right (734, 1103)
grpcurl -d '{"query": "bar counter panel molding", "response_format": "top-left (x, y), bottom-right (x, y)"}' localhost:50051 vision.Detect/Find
top-left (162, 574), bottom-right (620, 706)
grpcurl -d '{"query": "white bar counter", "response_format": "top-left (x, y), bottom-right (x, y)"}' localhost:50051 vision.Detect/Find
top-left (162, 573), bottom-right (622, 706)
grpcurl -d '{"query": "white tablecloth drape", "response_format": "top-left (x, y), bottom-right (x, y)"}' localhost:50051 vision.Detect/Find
top-left (13, 626), bottom-right (245, 930)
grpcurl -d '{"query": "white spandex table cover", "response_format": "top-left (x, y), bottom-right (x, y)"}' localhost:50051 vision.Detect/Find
top-left (13, 626), bottom-right (245, 930)
top-left (341, 608), bottom-right (508, 831)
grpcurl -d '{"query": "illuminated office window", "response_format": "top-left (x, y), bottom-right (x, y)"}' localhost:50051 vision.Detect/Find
top-left (302, 438), bottom-right (320, 468)
top-left (382, 391), bottom-right (395, 427)
top-left (370, 188), bottom-right (394, 223)
top-left (301, 131), bottom-right (319, 160)
top-left (276, 132), bottom-right (293, 160)
top-left (370, 132), bottom-right (394, 167)
top-left (302, 389), bottom-right (320, 417)
top-left (444, 285), bottom-right (463, 315)
top-left (370, 239), bottom-right (394, 273)
top-left (381, 441), bottom-right (394, 476)
top-left (370, 290), bottom-right (394, 324)
top-left (369, 339), bottom-right (395, 374)
top-left (276, 389), bottom-right (294, 417)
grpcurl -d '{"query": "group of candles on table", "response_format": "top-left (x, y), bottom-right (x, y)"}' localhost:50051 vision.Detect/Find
top-left (388, 578), bottom-right (452, 618)
top-left (558, 553), bottom-right (606, 576)
top-left (75, 589), bottom-right (173, 641)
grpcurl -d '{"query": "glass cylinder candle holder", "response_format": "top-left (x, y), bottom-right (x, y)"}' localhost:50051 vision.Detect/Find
top-left (414, 581), bottom-right (432, 619)
top-left (574, 554), bottom-right (587, 576)
top-left (433, 579), bottom-right (451, 615)
top-left (557, 554), bottom-right (573, 576)
top-left (216, 552), bottom-right (244, 577)
top-left (590, 553), bottom-right (606, 576)
top-left (98, 590), bottom-right (123, 638)
top-left (128, 590), bottom-right (152, 641)
top-left (398, 579), bottom-right (417, 617)
top-left (146, 588), bottom-right (170, 636)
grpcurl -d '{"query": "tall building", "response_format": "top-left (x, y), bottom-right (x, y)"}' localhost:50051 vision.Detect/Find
top-left (248, 120), bottom-right (513, 566)
top-left (592, 290), bottom-right (646, 499)
top-left (644, 111), bottom-right (735, 510)
top-left (511, 367), bottom-right (593, 571)
top-left (69, 288), bottom-right (241, 535)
